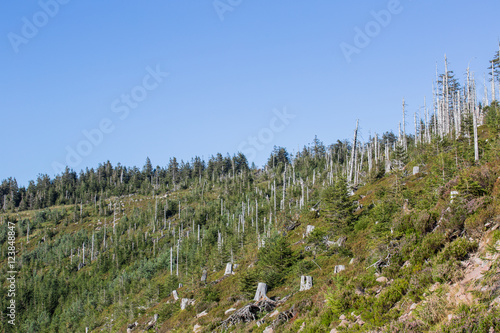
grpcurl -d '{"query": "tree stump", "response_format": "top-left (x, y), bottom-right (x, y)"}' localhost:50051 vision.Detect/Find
top-left (254, 282), bottom-right (268, 301)
top-left (224, 263), bottom-right (233, 275)
top-left (172, 290), bottom-right (179, 300)
top-left (335, 236), bottom-right (347, 247)
top-left (334, 265), bottom-right (345, 274)
top-left (181, 298), bottom-right (195, 310)
top-left (304, 225), bottom-right (315, 238)
top-left (300, 276), bottom-right (313, 291)
top-left (385, 160), bottom-right (392, 174)
top-left (201, 269), bottom-right (207, 282)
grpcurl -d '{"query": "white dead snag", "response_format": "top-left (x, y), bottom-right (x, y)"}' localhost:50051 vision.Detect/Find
top-left (172, 290), bottom-right (179, 300)
top-left (282, 164), bottom-right (286, 211)
top-left (273, 179), bottom-right (276, 214)
top-left (255, 201), bottom-right (259, 241)
top-left (414, 112), bottom-right (418, 147)
top-left (254, 282), bottom-right (269, 301)
top-left (398, 122), bottom-right (402, 144)
top-left (348, 119), bottom-right (359, 183)
top-left (402, 98), bottom-right (407, 150)
top-left (493, 41), bottom-right (500, 100)
top-left (368, 141), bottom-right (372, 174)
top-left (103, 221), bottom-right (106, 249)
top-left (444, 55), bottom-right (450, 135)
top-left (176, 243), bottom-right (179, 276)
top-left (484, 74), bottom-right (490, 106)
top-left (300, 276), bottom-right (313, 291)
top-left (492, 61), bottom-right (497, 102)
top-left (384, 140), bottom-right (391, 174)
top-left (473, 104), bottom-right (479, 162)
top-left (170, 247), bottom-right (173, 274)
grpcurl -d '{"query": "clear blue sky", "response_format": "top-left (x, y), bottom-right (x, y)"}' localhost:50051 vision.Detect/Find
top-left (1, 0), bottom-right (499, 186)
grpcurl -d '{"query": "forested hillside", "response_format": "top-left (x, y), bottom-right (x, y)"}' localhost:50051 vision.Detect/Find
top-left (1, 46), bottom-right (500, 332)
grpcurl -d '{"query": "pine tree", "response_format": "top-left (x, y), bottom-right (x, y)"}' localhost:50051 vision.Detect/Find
top-left (321, 177), bottom-right (354, 230)
top-left (257, 235), bottom-right (295, 289)
top-left (392, 143), bottom-right (407, 170)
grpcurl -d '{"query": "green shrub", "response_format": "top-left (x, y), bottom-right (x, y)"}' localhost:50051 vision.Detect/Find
top-left (414, 294), bottom-right (446, 325)
top-left (157, 302), bottom-right (180, 322)
top-left (239, 269), bottom-right (259, 299)
top-left (406, 267), bottom-right (433, 302)
top-left (308, 227), bottom-right (328, 250)
top-left (326, 287), bottom-right (358, 317)
top-left (295, 260), bottom-right (316, 276)
top-left (411, 232), bottom-right (446, 264)
top-left (432, 260), bottom-right (463, 283)
top-left (437, 238), bottom-right (478, 263)
top-left (202, 285), bottom-right (220, 302)
top-left (374, 278), bottom-right (408, 314)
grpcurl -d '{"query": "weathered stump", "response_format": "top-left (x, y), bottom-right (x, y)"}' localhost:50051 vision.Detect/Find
top-left (224, 263), bottom-right (233, 275)
top-left (334, 265), bottom-right (345, 274)
top-left (201, 269), bottom-right (207, 282)
top-left (180, 298), bottom-right (195, 310)
top-left (304, 225), bottom-right (315, 238)
top-left (300, 276), bottom-right (313, 291)
top-left (254, 282), bottom-right (268, 301)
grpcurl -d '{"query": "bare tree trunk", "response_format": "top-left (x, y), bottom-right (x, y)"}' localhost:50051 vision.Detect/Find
top-left (473, 104), bottom-right (479, 163)
top-left (176, 242), bottom-right (179, 276)
top-left (402, 98), bottom-right (407, 150)
top-left (444, 55), bottom-right (450, 136)
top-left (492, 62), bottom-right (496, 102)
top-left (484, 74), bottom-right (490, 106)
top-left (414, 112), bottom-right (418, 147)
top-left (349, 119), bottom-right (359, 183)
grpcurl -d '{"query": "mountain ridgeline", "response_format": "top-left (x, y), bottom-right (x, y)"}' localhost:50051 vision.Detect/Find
top-left (1, 47), bottom-right (500, 332)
